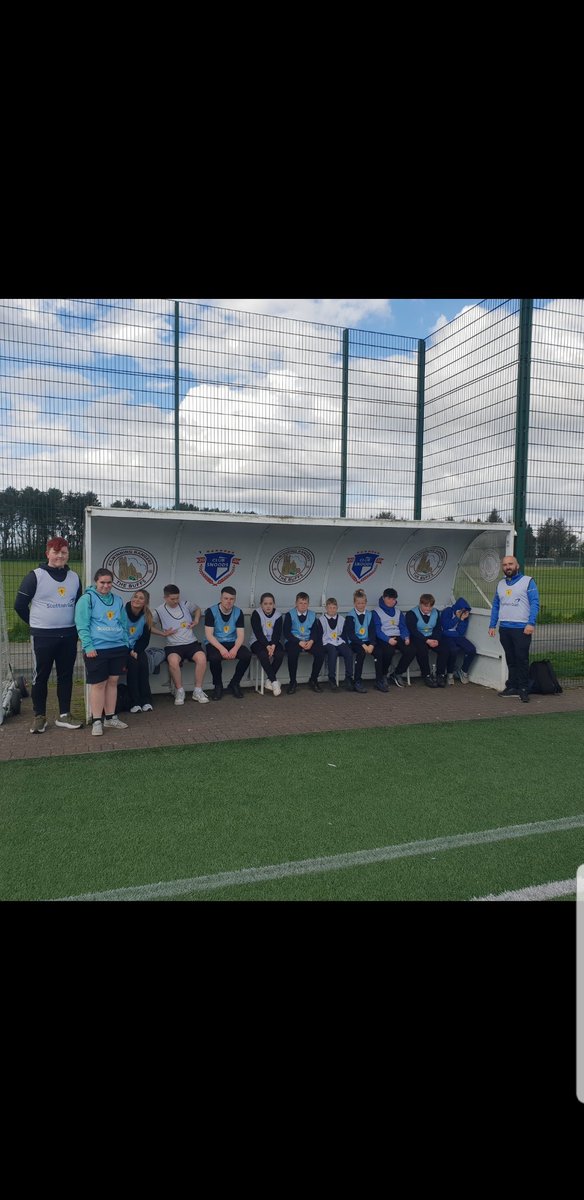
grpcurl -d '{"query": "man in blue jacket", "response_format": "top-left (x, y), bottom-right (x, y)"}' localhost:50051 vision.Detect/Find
top-left (440, 597), bottom-right (476, 685)
top-left (489, 555), bottom-right (539, 703)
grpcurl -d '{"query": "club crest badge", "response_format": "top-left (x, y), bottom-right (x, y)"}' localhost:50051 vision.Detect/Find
top-left (347, 552), bottom-right (383, 584)
top-left (479, 550), bottom-right (501, 582)
top-left (406, 546), bottom-right (447, 583)
top-left (269, 547), bottom-right (315, 585)
top-left (103, 547), bottom-right (158, 591)
top-left (197, 551), bottom-right (240, 586)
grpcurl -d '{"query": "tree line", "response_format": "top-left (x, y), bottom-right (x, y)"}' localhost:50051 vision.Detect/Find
top-left (1, 489), bottom-right (582, 561)
top-left (0, 490), bottom-right (245, 560)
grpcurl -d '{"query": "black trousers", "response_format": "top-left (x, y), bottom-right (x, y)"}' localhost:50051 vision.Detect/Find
top-left (206, 642), bottom-right (252, 686)
top-left (251, 643), bottom-right (285, 682)
top-left (500, 627), bottom-right (531, 692)
top-left (32, 634), bottom-right (78, 716)
top-left (127, 652), bottom-right (153, 707)
top-left (351, 644), bottom-right (375, 682)
top-left (325, 642), bottom-right (354, 681)
top-left (285, 639), bottom-right (325, 684)
top-left (395, 635), bottom-right (449, 679)
top-left (375, 637), bottom-right (408, 679)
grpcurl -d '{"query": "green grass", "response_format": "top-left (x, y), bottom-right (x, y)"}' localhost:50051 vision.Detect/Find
top-left (3, 559), bottom-right (83, 641)
top-left (535, 649), bottom-right (584, 680)
top-left (2, 712), bottom-right (583, 902)
top-left (453, 563), bottom-right (584, 623)
top-left (525, 564), bottom-right (584, 623)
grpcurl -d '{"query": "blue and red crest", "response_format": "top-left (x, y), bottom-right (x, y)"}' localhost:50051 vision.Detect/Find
top-left (197, 551), bottom-right (241, 586)
top-left (346, 552), bottom-right (383, 584)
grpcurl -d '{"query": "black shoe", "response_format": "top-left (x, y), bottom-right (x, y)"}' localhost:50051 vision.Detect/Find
top-left (308, 680), bottom-right (322, 693)
top-left (328, 679), bottom-right (338, 691)
top-left (228, 682), bottom-right (244, 699)
top-left (374, 679), bottom-right (389, 693)
top-left (519, 690), bottom-right (530, 703)
top-left (353, 680), bottom-right (367, 693)
top-left (392, 674), bottom-right (406, 688)
top-left (435, 675), bottom-right (447, 688)
top-left (344, 677), bottom-right (356, 691)
top-left (498, 687), bottom-right (519, 697)
top-left (287, 681), bottom-right (297, 695)
top-left (210, 686), bottom-right (223, 701)
top-left (424, 676), bottom-right (437, 688)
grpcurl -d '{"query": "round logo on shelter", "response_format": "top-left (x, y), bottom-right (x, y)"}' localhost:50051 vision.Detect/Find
top-left (269, 547), bottom-right (315, 585)
top-left (479, 550), bottom-right (501, 582)
top-left (406, 546), bottom-right (447, 583)
top-left (102, 547), bottom-right (158, 591)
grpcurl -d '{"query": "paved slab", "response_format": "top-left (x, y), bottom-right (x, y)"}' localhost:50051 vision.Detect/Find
top-left (1, 679), bottom-right (583, 761)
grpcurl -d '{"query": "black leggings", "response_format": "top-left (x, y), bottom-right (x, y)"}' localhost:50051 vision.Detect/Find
top-left (127, 651), bottom-right (153, 706)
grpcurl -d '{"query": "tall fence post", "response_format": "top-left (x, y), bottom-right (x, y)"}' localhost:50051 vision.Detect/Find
top-left (414, 339), bottom-right (425, 520)
top-left (514, 299), bottom-right (533, 568)
top-left (174, 301), bottom-right (181, 509)
top-left (340, 328), bottom-right (349, 517)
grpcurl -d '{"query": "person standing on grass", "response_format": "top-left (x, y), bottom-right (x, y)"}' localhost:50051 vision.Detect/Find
top-left (125, 589), bottom-right (154, 713)
top-left (14, 536), bottom-right (83, 735)
top-left (75, 568), bottom-right (130, 737)
top-left (250, 592), bottom-right (284, 696)
top-left (489, 554), bottom-right (539, 704)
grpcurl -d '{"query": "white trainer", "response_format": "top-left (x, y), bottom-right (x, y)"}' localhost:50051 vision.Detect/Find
top-left (264, 679), bottom-right (273, 691)
top-left (103, 715), bottom-right (128, 729)
top-left (446, 674), bottom-right (454, 686)
top-left (142, 703), bottom-right (153, 712)
top-left (130, 705), bottom-right (142, 713)
top-left (92, 720), bottom-right (103, 736)
top-left (272, 681), bottom-right (282, 696)
top-left (174, 687), bottom-right (185, 705)
top-left (192, 688), bottom-right (210, 704)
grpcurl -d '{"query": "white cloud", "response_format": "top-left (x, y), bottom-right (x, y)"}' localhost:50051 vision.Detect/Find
top-left (1, 298), bottom-right (583, 538)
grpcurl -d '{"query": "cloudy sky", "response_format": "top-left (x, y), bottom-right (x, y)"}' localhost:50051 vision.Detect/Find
top-left (1, 297), bottom-right (582, 537)
top-left (184, 298), bottom-right (482, 341)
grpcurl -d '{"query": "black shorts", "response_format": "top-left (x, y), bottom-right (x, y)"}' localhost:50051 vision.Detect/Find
top-left (164, 641), bottom-right (203, 662)
top-left (84, 647), bottom-right (129, 684)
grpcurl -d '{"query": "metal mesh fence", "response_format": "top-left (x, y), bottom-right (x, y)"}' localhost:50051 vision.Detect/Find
top-left (179, 305), bottom-right (346, 516)
top-left (346, 328), bottom-right (418, 519)
top-left (1, 297), bottom-right (583, 686)
top-left (423, 300), bottom-right (520, 523)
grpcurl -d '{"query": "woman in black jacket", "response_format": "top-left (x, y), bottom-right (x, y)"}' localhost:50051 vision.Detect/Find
top-left (125, 589), bottom-right (154, 712)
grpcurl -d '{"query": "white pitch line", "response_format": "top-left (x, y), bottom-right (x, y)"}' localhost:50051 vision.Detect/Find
top-left (472, 878), bottom-right (577, 902)
top-left (53, 812), bottom-right (584, 902)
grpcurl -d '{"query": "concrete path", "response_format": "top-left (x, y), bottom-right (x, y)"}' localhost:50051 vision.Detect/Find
top-left (1, 676), bottom-right (583, 762)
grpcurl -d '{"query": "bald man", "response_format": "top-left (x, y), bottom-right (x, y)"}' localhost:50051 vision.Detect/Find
top-left (488, 555), bottom-right (539, 703)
